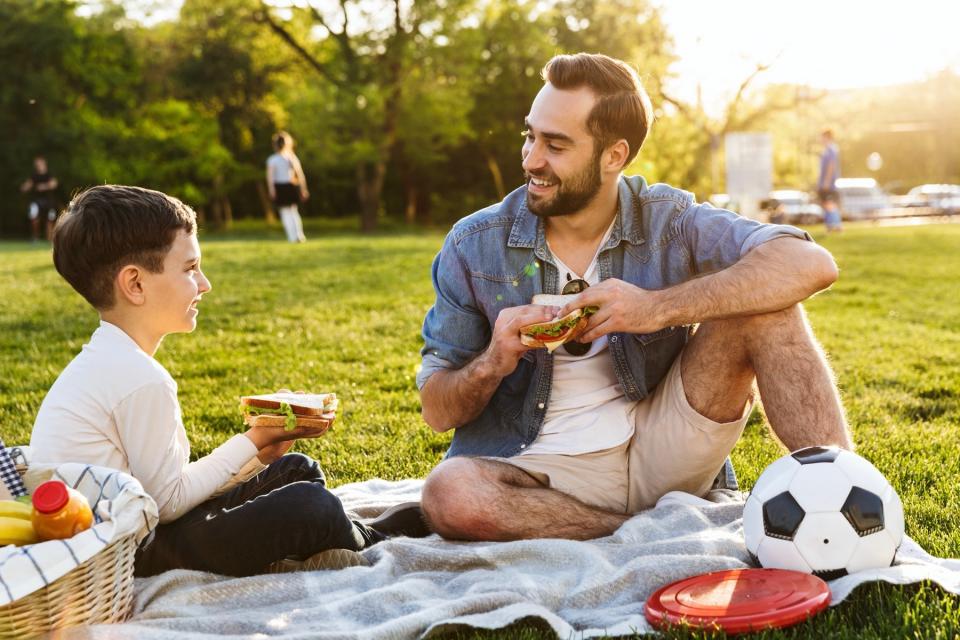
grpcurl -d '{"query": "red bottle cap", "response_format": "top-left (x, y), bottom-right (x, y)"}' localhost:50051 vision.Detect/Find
top-left (32, 480), bottom-right (70, 514)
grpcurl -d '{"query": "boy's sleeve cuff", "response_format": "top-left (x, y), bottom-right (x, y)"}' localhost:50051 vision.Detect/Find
top-left (211, 433), bottom-right (261, 471)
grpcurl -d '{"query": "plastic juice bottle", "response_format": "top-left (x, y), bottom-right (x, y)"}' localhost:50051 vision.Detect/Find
top-left (31, 480), bottom-right (94, 541)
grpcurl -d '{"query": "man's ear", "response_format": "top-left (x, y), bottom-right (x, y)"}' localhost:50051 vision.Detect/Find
top-left (115, 265), bottom-right (146, 306)
top-left (601, 139), bottom-right (630, 174)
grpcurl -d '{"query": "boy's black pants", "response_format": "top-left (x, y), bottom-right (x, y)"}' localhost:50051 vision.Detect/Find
top-left (134, 453), bottom-right (380, 577)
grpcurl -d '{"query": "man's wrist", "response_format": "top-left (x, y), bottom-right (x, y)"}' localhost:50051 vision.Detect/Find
top-left (475, 347), bottom-right (512, 381)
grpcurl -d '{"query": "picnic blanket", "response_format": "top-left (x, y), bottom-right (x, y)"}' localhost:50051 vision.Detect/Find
top-left (57, 479), bottom-right (960, 639)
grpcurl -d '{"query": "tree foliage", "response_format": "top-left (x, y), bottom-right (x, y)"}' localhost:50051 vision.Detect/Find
top-left (1, 0), bottom-right (957, 235)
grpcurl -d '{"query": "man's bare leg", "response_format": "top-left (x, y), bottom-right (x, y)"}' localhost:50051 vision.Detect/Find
top-left (421, 456), bottom-right (629, 541)
top-left (682, 304), bottom-right (852, 451)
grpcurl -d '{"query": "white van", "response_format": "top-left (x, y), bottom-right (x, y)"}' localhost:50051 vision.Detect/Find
top-left (834, 178), bottom-right (892, 219)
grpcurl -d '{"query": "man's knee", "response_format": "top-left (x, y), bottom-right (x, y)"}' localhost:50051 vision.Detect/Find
top-left (699, 304), bottom-right (809, 357)
top-left (421, 457), bottom-right (492, 539)
top-left (710, 303), bottom-right (804, 334)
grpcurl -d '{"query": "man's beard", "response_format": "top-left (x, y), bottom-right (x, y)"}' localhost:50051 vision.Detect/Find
top-left (525, 150), bottom-right (602, 218)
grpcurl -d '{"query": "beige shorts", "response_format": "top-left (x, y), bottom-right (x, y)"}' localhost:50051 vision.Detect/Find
top-left (499, 351), bottom-right (752, 513)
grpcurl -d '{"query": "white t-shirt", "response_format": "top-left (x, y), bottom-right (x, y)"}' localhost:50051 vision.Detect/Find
top-left (30, 321), bottom-right (259, 523)
top-left (267, 152), bottom-right (296, 184)
top-left (520, 221), bottom-right (635, 456)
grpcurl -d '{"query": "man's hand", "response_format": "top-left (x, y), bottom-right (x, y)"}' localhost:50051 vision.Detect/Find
top-left (482, 303), bottom-right (559, 377)
top-left (420, 302), bottom-right (558, 432)
top-left (559, 279), bottom-right (667, 342)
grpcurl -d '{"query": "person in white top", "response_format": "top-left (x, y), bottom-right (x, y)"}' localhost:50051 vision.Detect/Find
top-left (266, 131), bottom-right (309, 243)
top-left (30, 185), bottom-right (418, 577)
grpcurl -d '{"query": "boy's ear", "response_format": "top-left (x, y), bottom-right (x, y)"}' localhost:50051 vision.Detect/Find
top-left (115, 265), bottom-right (146, 306)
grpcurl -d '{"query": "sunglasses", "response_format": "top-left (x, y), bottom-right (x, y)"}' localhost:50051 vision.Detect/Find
top-left (560, 278), bottom-right (591, 356)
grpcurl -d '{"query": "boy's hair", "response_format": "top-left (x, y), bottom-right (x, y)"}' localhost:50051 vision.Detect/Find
top-left (53, 185), bottom-right (197, 310)
top-left (542, 53), bottom-right (653, 166)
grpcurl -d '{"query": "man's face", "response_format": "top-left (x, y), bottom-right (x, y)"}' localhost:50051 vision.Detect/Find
top-left (34, 158), bottom-right (47, 173)
top-left (141, 229), bottom-right (211, 335)
top-left (521, 83), bottom-right (604, 218)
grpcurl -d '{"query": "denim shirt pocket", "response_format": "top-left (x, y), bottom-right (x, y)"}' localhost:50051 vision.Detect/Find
top-left (633, 325), bottom-right (688, 393)
top-left (469, 264), bottom-right (540, 320)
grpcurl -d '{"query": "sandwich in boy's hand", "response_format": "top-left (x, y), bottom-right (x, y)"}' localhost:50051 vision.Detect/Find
top-left (519, 294), bottom-right (598, 353)
top-left (240, 392), bottom-right (338, 433)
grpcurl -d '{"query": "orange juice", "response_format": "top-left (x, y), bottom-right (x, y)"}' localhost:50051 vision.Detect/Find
top-left (31, 480), bottom-right (94, 541)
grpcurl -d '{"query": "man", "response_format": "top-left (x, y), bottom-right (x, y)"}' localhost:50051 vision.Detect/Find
top-left (417, 53), bottom-right (852, 542)
top-left (20, 156), bottom-right (59, 242)
top-left (818, 129), bottom-right (842, 232)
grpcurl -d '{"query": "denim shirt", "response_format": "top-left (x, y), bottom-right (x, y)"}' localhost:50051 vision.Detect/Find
top-left (418, 175), bottom-right (811, 460)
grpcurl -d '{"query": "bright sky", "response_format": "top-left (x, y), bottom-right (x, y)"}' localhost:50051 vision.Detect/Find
top-left (121, 0), bottom-right (960, 116)
top-left (658, 0), bottom-right (960, 114)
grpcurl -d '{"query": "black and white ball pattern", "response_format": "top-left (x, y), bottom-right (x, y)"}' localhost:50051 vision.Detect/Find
top-left (743, 446), bottom-right (904, 580)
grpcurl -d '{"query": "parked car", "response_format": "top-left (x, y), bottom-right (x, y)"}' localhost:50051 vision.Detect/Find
top-left (761, 190), bottom-right (824, 225)
top-left (904, 184), bottom-right (960, 213)
top-left (834, 178), bottom-right (892, 219)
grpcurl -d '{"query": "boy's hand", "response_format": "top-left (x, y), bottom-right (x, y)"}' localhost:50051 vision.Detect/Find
top-left (256, 439), bottom-right (295, 464)
top-left (244, 423), bottom-right (328, 452)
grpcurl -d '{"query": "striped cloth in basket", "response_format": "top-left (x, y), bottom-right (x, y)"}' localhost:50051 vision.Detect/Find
top-left (0, 458), bottom-right (158, 606)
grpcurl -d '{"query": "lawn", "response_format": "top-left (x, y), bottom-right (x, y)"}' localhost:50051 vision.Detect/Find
top-left (0, 219), bottom-right (958, 639)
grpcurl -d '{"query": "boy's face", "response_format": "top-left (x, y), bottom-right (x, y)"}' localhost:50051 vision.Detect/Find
top-left (142, 230), bottom-right (211, 335)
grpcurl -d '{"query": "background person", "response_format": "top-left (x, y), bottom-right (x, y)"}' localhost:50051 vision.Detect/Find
top-left (416, 53), bottom-right (852, 543)
top-left (818, 129), bottom-right (842, 232)
top-left (266, 132), bottom-right (309, 243)
top-left (20, 156), bottom-right (59, 241)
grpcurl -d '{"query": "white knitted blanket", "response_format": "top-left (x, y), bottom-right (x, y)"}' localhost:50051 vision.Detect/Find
top-left (59, 479), bottom-right (960, 639)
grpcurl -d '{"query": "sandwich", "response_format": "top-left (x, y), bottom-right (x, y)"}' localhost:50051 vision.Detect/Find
top-left (240, 392), bottom-right (339, 432)
top-left (518, 294), bottom-right (598, 353)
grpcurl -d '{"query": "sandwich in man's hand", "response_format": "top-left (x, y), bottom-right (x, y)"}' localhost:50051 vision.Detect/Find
top-left (519, 294), bottom-right (598, 353)
top-left (240, 392), bottom-right (338, 433)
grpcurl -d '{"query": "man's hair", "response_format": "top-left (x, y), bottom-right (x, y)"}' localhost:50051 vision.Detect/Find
top-left (822, 128), bottom-right (834, 140)
top-left (53, 185), bottom-right (197, 310)
top-left (542, 53), bottom-right (653, 166)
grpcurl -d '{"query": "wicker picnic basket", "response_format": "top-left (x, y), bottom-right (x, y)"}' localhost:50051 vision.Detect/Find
top-left (0, 464), bottom-right (138, 639)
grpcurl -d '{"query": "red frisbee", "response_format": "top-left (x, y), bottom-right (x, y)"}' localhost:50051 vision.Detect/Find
top-left (645, 568), bottom-right (830, 634)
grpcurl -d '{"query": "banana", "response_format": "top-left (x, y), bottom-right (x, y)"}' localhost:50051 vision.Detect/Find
top-left (0, 500), bottom-right (32, 520)
top-left (0, 516), bottom-right (38, 546)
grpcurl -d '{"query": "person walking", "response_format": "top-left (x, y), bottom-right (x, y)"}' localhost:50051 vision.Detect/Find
top-left (266, 132), bottom-right (309, 243)
top-left (818, 129), bottom-right (842, 232)
top-left (20, 156), bottom-right (59, 242)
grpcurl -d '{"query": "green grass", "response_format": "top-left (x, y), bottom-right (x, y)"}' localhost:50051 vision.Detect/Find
top-left (0, 220), bottom-right (958, 638)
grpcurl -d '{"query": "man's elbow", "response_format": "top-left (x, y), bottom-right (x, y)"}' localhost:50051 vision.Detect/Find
top-left (421, 405), bottom-right (453, 433)
top-left (419, 381), bottom-right (455, 433)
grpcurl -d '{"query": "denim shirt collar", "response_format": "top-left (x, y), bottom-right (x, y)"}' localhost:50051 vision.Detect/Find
top-left (506, 176), bottom-right (648, 257)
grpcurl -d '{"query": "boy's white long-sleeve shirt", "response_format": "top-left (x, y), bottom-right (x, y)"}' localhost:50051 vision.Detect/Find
top-left (30, 321), bottom-right (260, 523)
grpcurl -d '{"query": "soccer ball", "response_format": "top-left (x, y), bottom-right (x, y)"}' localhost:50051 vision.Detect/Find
top-left (743, 446), bottom-right (904, 580)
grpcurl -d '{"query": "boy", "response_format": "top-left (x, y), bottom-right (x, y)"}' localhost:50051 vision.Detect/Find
top-left (29, 185), bottom-right (420, 577)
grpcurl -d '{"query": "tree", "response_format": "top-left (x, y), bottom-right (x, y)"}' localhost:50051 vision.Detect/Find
top-left (649, 61), bottom-right (825, 198)
top-left (254, 0), bottom-right (475, 231)
top-left (170, 0), bottom-right (296, 226)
